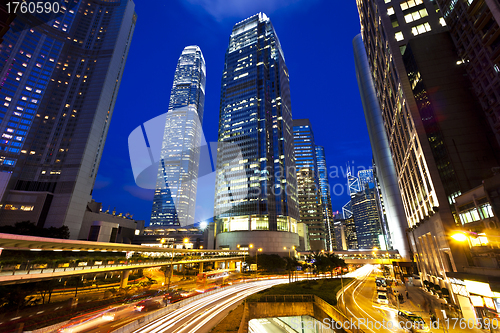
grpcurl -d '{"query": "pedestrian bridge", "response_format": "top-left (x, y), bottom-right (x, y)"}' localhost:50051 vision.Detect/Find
top-left (0, 233), bottom-right (246, 285)
top-left (297, 249), bottom-right (403, 265)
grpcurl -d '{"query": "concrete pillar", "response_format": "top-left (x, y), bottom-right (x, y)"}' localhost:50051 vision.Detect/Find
top-left (239, 261), bottom-right (243, 272)
top-left (120, 270), bottom-right (130, 288)
top-left (225, 261), bottom-right (229, 269)
top-left (230, 261), bottom-right (236, 270)
top-left (199, 262), bottom-right (204, 274)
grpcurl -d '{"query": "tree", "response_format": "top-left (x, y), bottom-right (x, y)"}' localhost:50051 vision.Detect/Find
top-left (284, 257), bottom-right (298, 283)
top-left (36, 280), bottom-right (59, 304)
top-left (0, 284), bottom-right (40, 312)
top-left (0, 221), bottom-right (70, 239)
top-left (160, 266), bottom-right (170, 286)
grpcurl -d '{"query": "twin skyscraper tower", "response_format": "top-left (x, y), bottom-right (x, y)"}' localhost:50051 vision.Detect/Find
top-left (149, 13), bottom-right (301, 253)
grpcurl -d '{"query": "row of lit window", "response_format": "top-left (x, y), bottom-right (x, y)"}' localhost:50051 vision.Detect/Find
top-left (3, 204), bottom-right (34, 211)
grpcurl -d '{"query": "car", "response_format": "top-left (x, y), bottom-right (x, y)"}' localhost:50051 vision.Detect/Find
top-left (164, 291), bottom-right (183, 303)
top-left (377, 286), bottom-right (388, 293)
top-left (375, 277), bottom-right (387, 287)
top-left (398, 310), bottom-right (430, 332)
top-left (134, 299), bottom-right (164, 312)
top-left (376, 292), bottom-right (389, 304)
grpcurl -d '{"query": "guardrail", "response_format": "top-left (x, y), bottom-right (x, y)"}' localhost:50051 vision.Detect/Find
top-left (111, 285), bottom-right (231, 333)
top-left (253, 295), bottom-right (314, 302)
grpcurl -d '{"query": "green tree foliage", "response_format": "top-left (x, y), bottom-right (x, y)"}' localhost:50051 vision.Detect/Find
top-left (248, 254), bottom-right (285, 272)
top-left (0, 284), bottom-right (40, 311)
top-left (307, 251), bottom-right (346, 277)
top-left (0, 221), bottom-right (70, 239)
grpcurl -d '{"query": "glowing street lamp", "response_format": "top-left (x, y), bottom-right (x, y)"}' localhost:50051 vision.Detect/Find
top-left (256, 248), bottom-right (262, 276)
top-left (284, 246), bottom-right (296, 258)
top-left (451, 232), bottom-right (468, 242)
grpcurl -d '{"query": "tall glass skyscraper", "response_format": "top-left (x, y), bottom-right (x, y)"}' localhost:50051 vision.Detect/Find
top-left (355, 0), bottom-right (500, 316)
top-left (316, 146), bottom-right (335, 251)
top-left (0, 0), bottom-right (136, 239)
top-left (293, 119), bottom-right (325, 251)
top-left (351, 186), bottom-right (383, 249)
top-left (214, 13), bottom-right (299, 254)
top-left (150, 46), bottom-right (206, 228)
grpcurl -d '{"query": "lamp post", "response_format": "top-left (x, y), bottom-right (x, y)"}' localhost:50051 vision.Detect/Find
top-left (451, 231), bottom-right (478, 267)
top-left (255, 248), bottom-right (262, 277)
top-left (237, 244), bottom-right (246, 273)
top-left (160, 238), bottom-right (175, 291)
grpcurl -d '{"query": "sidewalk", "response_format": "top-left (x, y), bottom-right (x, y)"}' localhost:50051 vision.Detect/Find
top-left (390, 282), bottom-right (491, 333)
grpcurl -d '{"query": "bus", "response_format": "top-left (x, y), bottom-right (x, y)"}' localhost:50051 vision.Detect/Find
top-left (196, 269), bottom-right (230, 292)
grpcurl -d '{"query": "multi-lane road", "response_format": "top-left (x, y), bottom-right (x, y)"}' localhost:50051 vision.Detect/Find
top-left (56, 278), bottom-right (289, 333)
top-left (132, 279), bottom-right (288, 333)
top-left (337, 265), bottom-right (407, 333)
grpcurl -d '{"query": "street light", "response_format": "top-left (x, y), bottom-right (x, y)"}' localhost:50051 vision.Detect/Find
top-left (237, 244), bottom-right (246, 272)
top-left (284, 246), bottom-right (296, 258)
top-left (451, 232), bottom-right (468, 242)
top-left (256, 248), bottom-right (262, 277)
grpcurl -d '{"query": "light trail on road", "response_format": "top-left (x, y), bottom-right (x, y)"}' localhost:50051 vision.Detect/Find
top-left (133, 279), bottom-right (289, 333)
top-left (338, 265), bottom-right (406, 333)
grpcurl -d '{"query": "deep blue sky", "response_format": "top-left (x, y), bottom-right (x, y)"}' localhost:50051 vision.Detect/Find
top-left (92, 0), bottom-right (373, 225)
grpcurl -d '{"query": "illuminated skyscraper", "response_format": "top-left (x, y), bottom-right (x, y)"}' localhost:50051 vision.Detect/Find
top-left (316, 146), bottom-right (336, 250)
top-left (355, 0), bottom-right (500, 316)
top-left (351, 185), bottom-right (384, 249)
top-left (214, 13), bottom-right (299, 254)
top-left (358, 168), bottom-right (374, 189)
top-left (150, 46), bottom-right (206, 228)
top-left (0, 0), bottom-right (136, 238)
top-left (434, 0), bottom-right (500, 144)
top-left (293, 119), bottom-right (325, 251)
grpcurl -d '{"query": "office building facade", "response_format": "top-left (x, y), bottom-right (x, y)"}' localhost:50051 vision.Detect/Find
top-left (214, 13), bottom-right (299, 254)
top-left (316, 145), bottom-right (336, 250)
top-left (351, 185), bottom-right (384, 249)
top-left (293, 119), bottom-right (325, 251)
top-left (0, 0), bottom-right (136, 239)
top-left (435, 0), bottom-right (500, 145)
top-left (355, 0), bottom-right (500, 318)
top-left (344, 217), bottom-right (358, 250)
top-left (150, 46), bottom-right (206, 228)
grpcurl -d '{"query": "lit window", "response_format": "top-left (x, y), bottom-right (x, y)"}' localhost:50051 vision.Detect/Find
top-left (387, 6), bottom-right (395, 15)
top-left (412, 23), bottom-right (432, 36)
top-left (439, 17), bottom-right (447, 26)
top-left (395, 31), bottom-right (404, 41)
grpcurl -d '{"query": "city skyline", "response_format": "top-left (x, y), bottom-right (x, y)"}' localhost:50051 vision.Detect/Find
top-left (92, 0), bottom-right (372, 225)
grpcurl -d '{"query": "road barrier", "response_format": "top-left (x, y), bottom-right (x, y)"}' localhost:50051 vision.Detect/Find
top-left (110, 286), bottom-right (230, 333)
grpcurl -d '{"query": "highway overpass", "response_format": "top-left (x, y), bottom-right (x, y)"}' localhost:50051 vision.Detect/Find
top-left (0, 233), bottom-right (246, 285)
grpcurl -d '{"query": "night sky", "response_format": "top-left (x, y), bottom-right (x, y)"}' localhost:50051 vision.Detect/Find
top-left (92, 0), bottom-right (373, 225)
